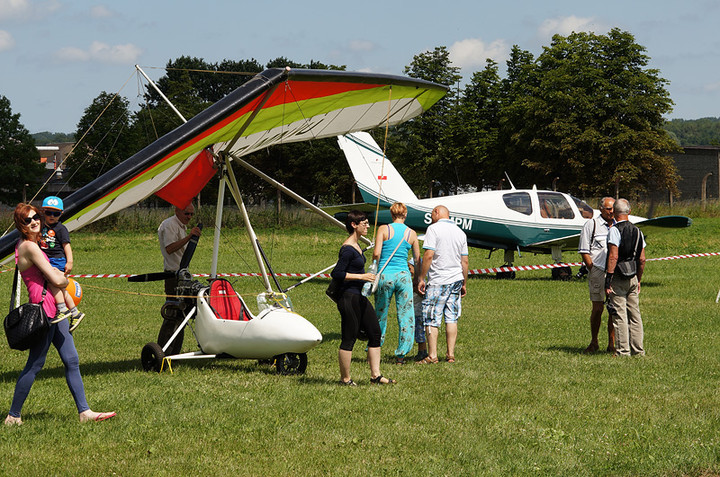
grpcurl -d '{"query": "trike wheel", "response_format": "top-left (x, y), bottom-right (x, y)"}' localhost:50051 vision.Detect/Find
top-left (273, 353), bottom-right (307, 375)
top-left (141, 342), bottom-right (165, 372)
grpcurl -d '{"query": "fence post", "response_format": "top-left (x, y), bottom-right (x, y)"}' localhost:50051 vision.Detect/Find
top-left (702, 172), bottom-right (713, 211)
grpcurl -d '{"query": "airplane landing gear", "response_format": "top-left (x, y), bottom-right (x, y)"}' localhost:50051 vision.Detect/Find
top-left (550, 245), bottom-right (571, 280)
top-left (496, 269), bottom-right (516, 280)
top-left (551, 266), bottom-right (572, 281)
top-left (496, 249), bottom-right (517, 279)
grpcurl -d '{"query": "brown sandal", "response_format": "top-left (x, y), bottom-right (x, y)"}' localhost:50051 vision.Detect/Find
top-left (418, 356), bottom-right (439, 364)
top-left (446, 356), bottom-right (455, 363)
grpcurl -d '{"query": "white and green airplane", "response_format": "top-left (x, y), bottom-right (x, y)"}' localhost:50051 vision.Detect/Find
top-left (335, 132), bottom-right (691, 272)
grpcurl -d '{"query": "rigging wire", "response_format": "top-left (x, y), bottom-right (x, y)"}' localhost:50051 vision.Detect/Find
top-left (0, 69), bottom-right (136, 240)
top-left (138, 66), bottom-right (259, 76)
top-left (137, 74), bottom-right (159, 140)
top-left (280, 78), bottom-right (395, 244)
top-left (370, 86), bottom-right (393, 243)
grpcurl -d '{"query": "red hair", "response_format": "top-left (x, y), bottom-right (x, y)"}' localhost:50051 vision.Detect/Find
top-left (14, 203), bottom-right (43, 241)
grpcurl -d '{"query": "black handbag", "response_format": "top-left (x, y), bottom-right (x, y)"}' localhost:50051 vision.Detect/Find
top-left (4, 268), bottom-right (50, 351)
top-left (325, 278), bottom-right (342, 303)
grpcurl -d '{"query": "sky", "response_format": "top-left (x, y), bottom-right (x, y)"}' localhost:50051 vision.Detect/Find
top-left (1, 0), bottom-right (720, 134)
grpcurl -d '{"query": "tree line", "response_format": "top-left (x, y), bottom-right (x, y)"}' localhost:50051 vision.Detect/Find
top-left (2, 28), bottom-right (686, 206)
top-left (665, 117), bottom-right (720, 146)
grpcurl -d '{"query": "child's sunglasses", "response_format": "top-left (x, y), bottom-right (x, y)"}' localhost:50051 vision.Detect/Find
top-left (44, 210), bottom-right (62, 217)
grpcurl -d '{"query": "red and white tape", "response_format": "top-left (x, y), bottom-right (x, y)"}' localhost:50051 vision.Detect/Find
top-left (5, 251), bottom-right (720, 279)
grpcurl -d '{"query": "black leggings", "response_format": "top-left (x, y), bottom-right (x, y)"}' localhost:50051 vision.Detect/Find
top-left (337, 292), bottom-right (382, 351)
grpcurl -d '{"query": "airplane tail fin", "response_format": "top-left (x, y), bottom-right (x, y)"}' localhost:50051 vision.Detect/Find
top-left (337, 132), bottom-right (418, 206)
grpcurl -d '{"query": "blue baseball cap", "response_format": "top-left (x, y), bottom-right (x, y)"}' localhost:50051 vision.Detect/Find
top-left (42, 196), bottom-right (64, 211)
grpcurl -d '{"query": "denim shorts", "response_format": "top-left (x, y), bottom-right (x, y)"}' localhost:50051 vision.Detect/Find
top-left (422, 280), bottom-right (463, 327)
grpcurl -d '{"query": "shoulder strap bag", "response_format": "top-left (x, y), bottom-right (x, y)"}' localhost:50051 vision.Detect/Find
top-left (4, 268), bottom-right (50, 351)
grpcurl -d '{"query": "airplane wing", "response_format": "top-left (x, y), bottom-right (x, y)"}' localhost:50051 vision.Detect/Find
top-left (526, 234), bottom-right (582, 251)
top-left (634, 215), bottom-right (693, 232)
top-left (525, 214), bottom-right (693, 253)
top-left (1, 68), bottom-right (448, 263)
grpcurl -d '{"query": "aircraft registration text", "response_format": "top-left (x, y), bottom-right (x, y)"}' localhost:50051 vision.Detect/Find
top-left (424, 212), bottom-right (473, 230)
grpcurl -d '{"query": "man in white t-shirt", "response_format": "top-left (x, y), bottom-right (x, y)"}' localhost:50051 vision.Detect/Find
top-left (417, 205), bottom-right (469, 364)
top-left (157, 203), bottom-right (202, 355)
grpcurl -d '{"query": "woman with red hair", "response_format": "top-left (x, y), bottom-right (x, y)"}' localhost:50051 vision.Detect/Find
top-left (4, 203), bottom-right (115, 425)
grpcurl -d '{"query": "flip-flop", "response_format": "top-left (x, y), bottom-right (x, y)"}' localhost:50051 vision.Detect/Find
top-left (94, 412), bottom-right (116, 422)
top-left (81, 411), bottom-right (116, 423)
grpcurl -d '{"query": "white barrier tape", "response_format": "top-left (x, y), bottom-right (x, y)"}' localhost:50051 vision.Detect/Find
top-left (5, 251), bottom-right (719, 278)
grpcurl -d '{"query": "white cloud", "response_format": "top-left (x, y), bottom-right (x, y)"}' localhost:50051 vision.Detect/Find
top-left (0, 0), bottom-right (59, 21)
top-left (0, 0), bottom-right (31, 20)
top-left (349, 40), bottom-right (375, 53)
top-left (449, 37), bottom-right (509, 70)
top-left (55, 41), bottom-right (142, 63)
top-left (0, 30), bottom-right (14, 51)
top-left (90, 5), bottom-right (114, 18)
top-left (538, 15), bottom-right (602, 38)
top-left (703, 81), bottom-right (720, 92)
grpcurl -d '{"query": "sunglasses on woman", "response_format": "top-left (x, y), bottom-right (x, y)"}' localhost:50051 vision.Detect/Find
top-left (23, 214), bottom-right (41, 225)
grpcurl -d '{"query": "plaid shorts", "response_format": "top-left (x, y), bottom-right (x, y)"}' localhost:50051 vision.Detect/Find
top-left (422, 280), bottom-right (463, 327)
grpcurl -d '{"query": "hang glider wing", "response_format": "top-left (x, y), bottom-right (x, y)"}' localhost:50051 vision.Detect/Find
top-left (1, 68), bottom-right (447, 262)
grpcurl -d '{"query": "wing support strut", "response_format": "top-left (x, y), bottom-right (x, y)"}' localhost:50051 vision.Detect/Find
top-left (227, 152), bottom-right (372, 246)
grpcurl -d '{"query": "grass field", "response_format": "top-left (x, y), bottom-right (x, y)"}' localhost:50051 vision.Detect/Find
top-left (1, 218), bottom-right (719, 476)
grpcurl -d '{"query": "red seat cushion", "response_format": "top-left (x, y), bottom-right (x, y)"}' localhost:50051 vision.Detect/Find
top-left (209, 279), bottom-right (251, 321)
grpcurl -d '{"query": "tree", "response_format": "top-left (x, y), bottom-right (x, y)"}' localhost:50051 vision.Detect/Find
top-left (386, 46), bottom-right (461, 197)
top-left (0, 95), bottom-right (43, 205)
top-left (452, 59), bottom-right (503, 190)
top-left (665, 117), bottom-right (720, 146)
top-left (509, 29), bottom-right (680, 196)
top-left (66, 92), bottom-right (136, 188)
top-left (496, 46), bottom-right (539, 187)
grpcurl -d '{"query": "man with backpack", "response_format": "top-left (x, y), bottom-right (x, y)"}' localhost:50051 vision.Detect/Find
top-left (605, 198), bottom-right (646, 356)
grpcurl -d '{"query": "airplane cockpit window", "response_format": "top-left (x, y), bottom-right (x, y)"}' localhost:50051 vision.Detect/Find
top-left (537, 192), bottom-right (575, 219)
top-left (571, 196), bottom-right (594, 219)
top-left (502, 192), bottom-right (533, 215)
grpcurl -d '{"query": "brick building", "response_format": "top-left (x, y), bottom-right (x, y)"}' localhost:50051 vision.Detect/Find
top-left (36, 142), bottom-right (74, 197)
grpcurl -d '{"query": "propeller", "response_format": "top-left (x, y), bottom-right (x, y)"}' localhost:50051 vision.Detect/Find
top-left (128, 223), bottom-right (203, 283)
top-left (178, 223), bottom-right (203, 271)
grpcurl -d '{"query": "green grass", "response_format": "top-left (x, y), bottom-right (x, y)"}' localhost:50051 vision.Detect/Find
top-left (1, 219), bottom-right (720, 476)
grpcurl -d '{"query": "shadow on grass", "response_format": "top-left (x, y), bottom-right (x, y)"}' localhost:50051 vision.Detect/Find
top-left (0, 356), bottom-right (338, 385)
top-left (0, 358), bottom-right (141, 384)
top-left (546, 345), bottom-right (616, 356)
